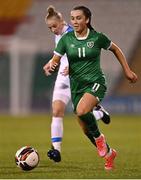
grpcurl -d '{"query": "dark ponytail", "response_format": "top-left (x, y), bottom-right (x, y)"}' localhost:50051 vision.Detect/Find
top-left (72, 6), bottom-right (94, 30)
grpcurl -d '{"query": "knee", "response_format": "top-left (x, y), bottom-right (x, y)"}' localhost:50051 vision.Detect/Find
top-left (76, 106), bottom-right (88, 116)
top-left (52, 108), bottom-right (64, 117)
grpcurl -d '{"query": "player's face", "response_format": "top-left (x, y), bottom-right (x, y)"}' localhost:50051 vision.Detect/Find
top-left (46, 17), bottom-right (63, 35)
top-left (70, 10), bottom-right (89, 33)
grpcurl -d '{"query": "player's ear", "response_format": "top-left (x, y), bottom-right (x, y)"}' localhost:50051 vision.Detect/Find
top-left (86, 18), bottom-right (89, 25)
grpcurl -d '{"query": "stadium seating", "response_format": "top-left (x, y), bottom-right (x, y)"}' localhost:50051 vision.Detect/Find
top-left (0, 0), bottom-right (32, 35)
top-left (114, 32), bottom-right (141, 95)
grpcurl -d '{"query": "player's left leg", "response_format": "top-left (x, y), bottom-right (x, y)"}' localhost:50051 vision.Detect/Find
top-left (93, 105), bottom-right (111, 124)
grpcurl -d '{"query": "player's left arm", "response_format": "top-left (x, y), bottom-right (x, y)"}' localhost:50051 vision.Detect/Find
top-left (109, 42), bottom-right (138, 83)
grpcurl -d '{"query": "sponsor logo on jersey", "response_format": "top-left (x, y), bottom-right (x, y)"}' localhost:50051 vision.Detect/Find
top-left (87, 41), bottom-right (94, 48)
top-left (70, 44), bottom-right (75, 48)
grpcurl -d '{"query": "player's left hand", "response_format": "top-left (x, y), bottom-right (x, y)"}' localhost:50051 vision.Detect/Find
top-left (125, 70), bottom-right (138, 83)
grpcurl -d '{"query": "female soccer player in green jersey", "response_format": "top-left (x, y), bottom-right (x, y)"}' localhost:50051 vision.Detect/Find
top-left (45, 5), bottom-right (111, 164)
top-left (43, 6), bottom-right (138, 170)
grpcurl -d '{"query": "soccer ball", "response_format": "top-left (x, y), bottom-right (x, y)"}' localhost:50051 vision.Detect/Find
top-left (15, 146), bottom-right (39, 171)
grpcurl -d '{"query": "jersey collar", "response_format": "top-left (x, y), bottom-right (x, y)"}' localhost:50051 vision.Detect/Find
top-left (74, 28), bottom-right (90, 40)
top-left (61, 24), bottom-right (69, 35)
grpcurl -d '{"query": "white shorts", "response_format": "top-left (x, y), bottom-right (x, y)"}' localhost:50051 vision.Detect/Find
top-left (52, 74), bottom-right (71, 105)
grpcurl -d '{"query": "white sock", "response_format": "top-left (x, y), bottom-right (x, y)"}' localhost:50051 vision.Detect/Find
top-left (93, 110), bottom-right (104, 120)
top-left (51, 117), bottom-right (63, 152)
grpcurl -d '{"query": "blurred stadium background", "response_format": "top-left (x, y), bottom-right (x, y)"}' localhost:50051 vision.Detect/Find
top-left (0, 0), bottom-right (141, 115)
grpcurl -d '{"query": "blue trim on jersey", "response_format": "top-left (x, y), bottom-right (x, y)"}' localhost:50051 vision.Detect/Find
top-left (66, 25), bottom-right (73, 33)
top-left (51, 137), bottom-right (62, 142)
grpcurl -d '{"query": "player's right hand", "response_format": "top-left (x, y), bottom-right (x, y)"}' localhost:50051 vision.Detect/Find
top-left (43, 59), bottom-right (58, 76)
top-left (60, 66), bottom-right (69, 76)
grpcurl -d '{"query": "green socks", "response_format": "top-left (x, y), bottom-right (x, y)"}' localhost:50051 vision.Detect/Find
top-left (79, 112), bottom-right (101, 138)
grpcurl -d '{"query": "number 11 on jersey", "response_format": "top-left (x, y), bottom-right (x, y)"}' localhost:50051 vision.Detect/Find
top-left (78, 47), bottom-right (86, 58)
top-left (92, 83), bottom-right (100, 92)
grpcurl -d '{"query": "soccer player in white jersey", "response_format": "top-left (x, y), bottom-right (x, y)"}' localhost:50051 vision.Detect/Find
top-left (45, 5), bottom-right (110, 163)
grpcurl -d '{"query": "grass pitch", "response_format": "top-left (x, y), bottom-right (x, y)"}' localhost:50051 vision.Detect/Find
top-left (0, 114), bottom-right (141, 179)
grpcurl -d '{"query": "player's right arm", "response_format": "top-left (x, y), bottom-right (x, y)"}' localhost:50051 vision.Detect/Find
top-left (43, 55), bottom-right (61, 76)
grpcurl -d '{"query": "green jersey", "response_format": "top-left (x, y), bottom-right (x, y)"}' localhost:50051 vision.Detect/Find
top-left (54, 29), bottom-right (111, 94)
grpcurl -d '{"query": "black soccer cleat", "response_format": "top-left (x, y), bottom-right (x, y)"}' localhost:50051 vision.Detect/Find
top-left (47, 149), bottom-right (61, 162)
top-left (95, 105), bottom-right (111, 124)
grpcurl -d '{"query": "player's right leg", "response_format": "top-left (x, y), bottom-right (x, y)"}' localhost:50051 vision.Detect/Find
top-left (77, 114), bottom-right (117, 169)
top-left (75, 92), bottom-right (117, 167)
top-left (47, 78), bottom-right (71, 162)
top-left (47, 100), bottom-right (65, 162)
top-left (76, 93), bottom-right (109, 157)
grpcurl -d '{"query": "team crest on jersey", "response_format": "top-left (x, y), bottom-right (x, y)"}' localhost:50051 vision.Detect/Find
top-left (87, 41), bottom-right (94, 48)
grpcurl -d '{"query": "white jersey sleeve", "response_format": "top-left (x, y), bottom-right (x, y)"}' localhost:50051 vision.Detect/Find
top-left (52, 25), bottom-right (73, 104)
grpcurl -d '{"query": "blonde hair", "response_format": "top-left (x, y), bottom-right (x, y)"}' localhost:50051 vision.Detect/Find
top-left (45, 5), bottom-right (63, 22)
